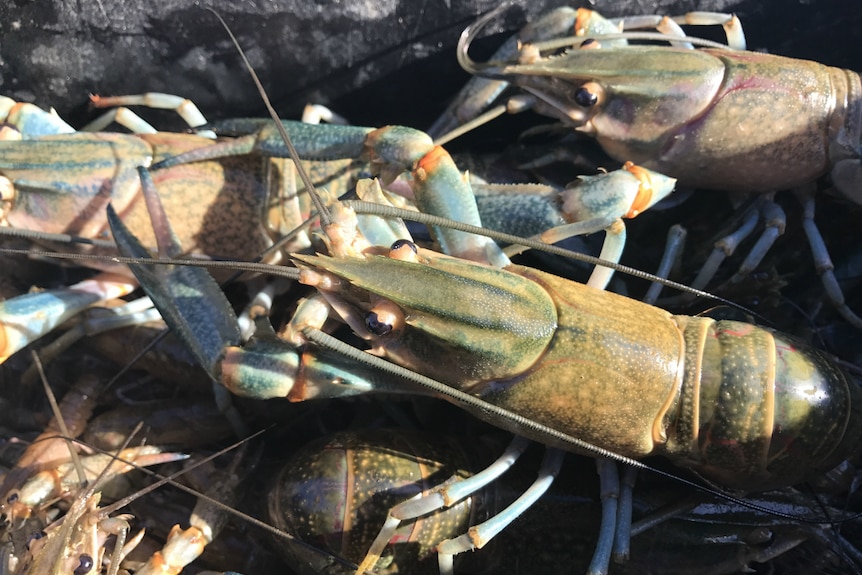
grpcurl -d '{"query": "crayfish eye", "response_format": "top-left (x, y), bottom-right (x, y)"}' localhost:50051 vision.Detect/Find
top-left (573, 82), bottom-right (604, 108)
top-left (389, 239), bottom-right (419, 262)
top-left (74, 554), bottom-right (94, 574)
top-left (366, 312), bottom-right (393, 336)
top-left (365, 300), bottom-right (404, 337)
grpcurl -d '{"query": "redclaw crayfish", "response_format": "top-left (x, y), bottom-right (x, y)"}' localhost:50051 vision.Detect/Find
top-left (0, 89), bottom-right (678, 364)
top-left (0, 92), bottom-right (513, 363)
top-left (270, 429), bottom-right (862, 575)
top-left (1, 6), bottom-right (861, 575)
top-left (104, 96), bottom-right (862, 575)
top-left (434, 6), bottom-right (862, 330)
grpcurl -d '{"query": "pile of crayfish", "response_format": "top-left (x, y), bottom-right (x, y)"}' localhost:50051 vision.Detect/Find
top-left (1, 4), bottom-right (861, 575)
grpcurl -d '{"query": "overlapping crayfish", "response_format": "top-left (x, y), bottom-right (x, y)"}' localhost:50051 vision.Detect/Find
top-left (108, 98), bottom-right (861, 575)
top-left (0, 5), bottom-right (861, 575)
top-left (437, 6), bottom-right (862, 329)
top-left (270, 429), bottom-right (862, 575)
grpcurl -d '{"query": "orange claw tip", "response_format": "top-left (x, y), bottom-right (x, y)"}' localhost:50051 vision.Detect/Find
top-left (622, 161), bottom-right (676, 219)
top-left (415, 145), bottom-right (449, 174)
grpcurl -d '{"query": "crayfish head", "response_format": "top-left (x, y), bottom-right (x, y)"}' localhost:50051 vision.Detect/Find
top-left (499, 45), bottom-right (726, 164)
top-left (293, 248), bottom-right (558, 391)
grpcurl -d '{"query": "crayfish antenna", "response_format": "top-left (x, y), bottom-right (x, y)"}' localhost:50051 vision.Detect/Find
top-left (204, 8), bottom-right (335, 233)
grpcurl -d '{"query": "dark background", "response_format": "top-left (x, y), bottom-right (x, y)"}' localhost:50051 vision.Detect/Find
top-left (1, 0), bottom-right (860, 130)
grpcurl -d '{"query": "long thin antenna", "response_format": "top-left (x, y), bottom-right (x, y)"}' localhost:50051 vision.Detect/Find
top-left (205, 8), bottom-right (333, 228)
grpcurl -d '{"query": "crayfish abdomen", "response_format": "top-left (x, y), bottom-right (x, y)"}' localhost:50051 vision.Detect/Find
top-left (483, 266), bottom-right (862, 491)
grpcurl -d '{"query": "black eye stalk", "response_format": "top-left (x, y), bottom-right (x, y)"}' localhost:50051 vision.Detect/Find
top-left (74, 554), bottom-right (95, 575)
top-left (366, 311), bottom-right (394, 336)
top-left (365, 300), bottom-right (404, 337)
top-left (574, 86), bottom-right (599, 107)
top-left (390, 239), bottom-right (418, 253)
